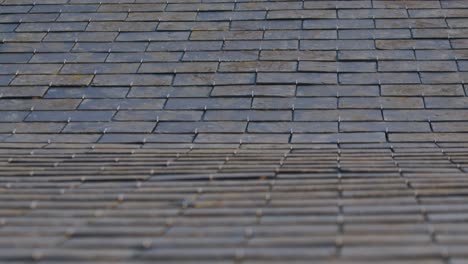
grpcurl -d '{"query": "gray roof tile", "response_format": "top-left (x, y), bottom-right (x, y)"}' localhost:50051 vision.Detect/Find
top-left (1, 0), bottom-right (468, 262)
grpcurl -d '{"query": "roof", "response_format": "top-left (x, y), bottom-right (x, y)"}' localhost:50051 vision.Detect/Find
top-left (1, 0), bottom-right (468, 262)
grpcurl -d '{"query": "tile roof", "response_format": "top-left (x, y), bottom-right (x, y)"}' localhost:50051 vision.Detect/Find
top-left (0, 0), bottom-right (468, 262)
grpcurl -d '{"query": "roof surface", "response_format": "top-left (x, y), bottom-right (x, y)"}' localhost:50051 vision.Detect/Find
top-left (1, 0), bottom-right (468, 263)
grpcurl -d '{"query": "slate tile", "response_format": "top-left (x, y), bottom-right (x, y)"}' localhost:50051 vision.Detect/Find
top-left (450, 39), bottom-right (468, 49)
top-left (197, 11), bottom-right (266, 21)
top-left (0, 122), bottom-right (65, 133)
top-left (128, 86), bottom-right (212, 98)
top-left (156, 121), bottom-right (246, 133)
top-left (45, 87), bottom-right (129, 99)
top-left (0, 134), bottom-right (10, 142)
top-left (129, 10), bottom-right (197, 21)
top-left (384, 110), bottom-right (468, 121)
top-left (339, 9), bottom-right (408, 19)
top-left (0, 111), bottom-right (29, 122)
top-left (268, 10), bottom-right (336, 19)
top-left (381, 85), bottom-right (465, 96)
top-left (191, 30), bottom-right (263, 41)
top-left (0, 86), bottom-right (48, 98)
top-left (61, 63), bottom-right (140, 74)
top-left (98, 3), bottom-right (165, 12)
top-left (253, 98), bottom-right (336, 109)
top-left (339, 97), bottom-right (424, 109)
top-left (211, 85), bottom-right (295, 97)
top-left (79, 99), bottom-right (166, 110)
top-left (420, 72), bottom-right (462, 84)
top-left (0, 99), bottom-right (81, 110)
top-left (447, 18), bottom-right (468, 28)
top-left (297, 85), bottom-right (380, 97)
top-left (257, 73), bottom-right (337, 84)
top-left (1, 32), bottom-right (46, 42)
top-left (0, 75), bottom-right (13, 86)
top-left (30, 53), bottom-right (107, 63)
top-left (147, 41), bottom-right (223, 52)
top-left (338, 50), bottom-right (415, 60)
top-left (99, 134), bottom-right (193, 143)
top-left (341, 245), bottom-right (441, 258)
top-left (0, 13), bottom-right (59, 23)
top-left (0, 42), bottom-right (74, 53)
top-left (416, 50), bottom-right (462, 60)
top-left (299, 62), bottom-right (376, 72)
top-left (168, 3), bottom-right (234, 11)
top-left (219, 61), bottom-right (296, 73)
top-left (106, 52), bottom-right (182, 63)
top-left (204, 110), bottom-right (291, 121)
top-left (376, 18), bottom-right (447, 29)
top-left (183, 51), bottom-right (258, 61)
top-left (44, 32), bottom-right (118, 42)
top-left (339, 29), bottom-right (411, 39)
top-left (26, 111), bottom-right (115, 122)
top-left (174, 73), bottom-right (255, 86)
top-left (0, 53), bottom-right (33, 63)
top-left (389, 133), bottom-right (468, 142)
top-left (165, 98), bottom-right (251, 110)
top-left (339, 73), bottom-right (420, 84)
top-left (248, 122), bottom-right (337, 133)
top-left (295, 110), bottom-right (382, 121)
top-left (425, 97), bottom-right (468, 109)
top-left (16, 22), bottom-right (87, 32)
top-left (374, 0), bottom-right (441, 8)
top-left (300, 39), bottom-right (375, 50)
top-left (260, 50), bottom-right (336, 61)
top-left (231, 20), bottom-right (301, 30)
top-left (0, 64), bottom-right (62, 74)
top-left (116, 32), bottom-right (189, 42)
top-left (243, 247), bottom-right (335, 259)
top-left (63, 122), bottom-right (155, 133)
top-left (114, 110), bottom-right (203, 121)
top-left (340, 122), bottom-right (430, 132)
top-left (137, 247), bottom-right (236, 259)
top-left (432, 122), bottom-right (468, 132)
top-left (72, 42), bottom-right (147, 52)
top-left (12, 74), bottom-right (93, 86)
top-left (157, 21), bottom-right (229, 31)
top-left (5, 134), bottom-right (100, 143)
top-left (87, 22), bottom-right (158, 32)
top-left (92, 74), bottom-right (173, 86)
top-left (223, 40), bottom-right (298, 50)
top-left (264, 30), bottom-right (336, 40)
top-left (376, 39), bottom-right (451, 49)
top-left (30, 4), bottom-right (98, 13)
top-left (379, 61), bottom-right (457, 72)
top-left (139, 62), bottom-right (218, 73)
top-left (441, 0), bottom-right (468, 8)
top-left (0, 5), bottom-right (32, 13)
top-left (195, 133), bottom-right (289, 143)
top-left (237, 2), bottom-right (301, 10)
top-left (306, 1), bottom-right (371, 9)
top-left (303, 19), bottom-right (373, 29)
top-left (413, 28), bottom-right (468, 39)
top-left (292, 132), bottom-right (386, 143)
top-left (57, 12), bottom-right (127, 22)
top-left (455, 61), bottom-right (468, 72)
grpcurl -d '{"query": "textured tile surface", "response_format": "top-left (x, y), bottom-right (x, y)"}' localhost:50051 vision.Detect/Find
top-left (1, 0), bottom-right (468, 262)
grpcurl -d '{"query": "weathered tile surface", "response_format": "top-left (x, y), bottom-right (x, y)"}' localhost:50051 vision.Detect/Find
top-left (1, 0), bottom-right (468, 263)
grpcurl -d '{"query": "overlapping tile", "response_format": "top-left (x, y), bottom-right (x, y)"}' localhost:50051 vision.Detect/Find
top-left (1, 0), bottom-right (468, 262)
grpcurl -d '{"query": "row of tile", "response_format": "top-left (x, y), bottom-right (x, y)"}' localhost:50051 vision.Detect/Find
top-left (3, 60), bottom-right (468, 73)
top-left (2, 109), bottom-right (468, 121)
